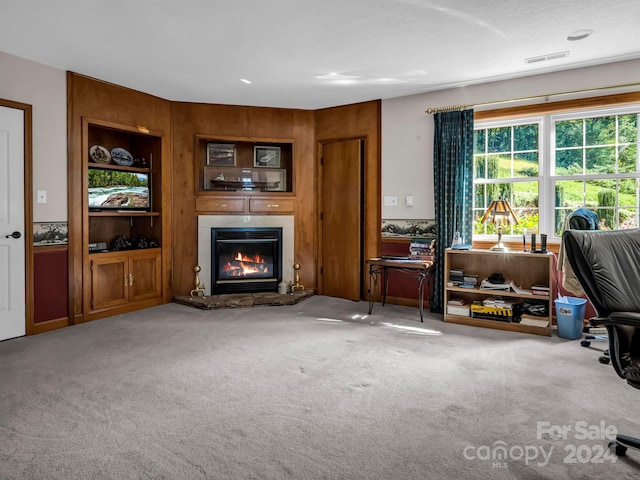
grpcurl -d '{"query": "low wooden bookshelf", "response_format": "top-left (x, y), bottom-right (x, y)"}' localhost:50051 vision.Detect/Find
top-left (444, 248), bottom-right (553, 336)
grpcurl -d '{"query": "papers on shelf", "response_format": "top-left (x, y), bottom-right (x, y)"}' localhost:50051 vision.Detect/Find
top-left (519, 315), bottom-right (549, 328)
top-left (510, 281), bottom-right (532, 295)
top-left (447, 298), bottom-right (470, 316)
top-left (479, 278), bottom-right (511, 291)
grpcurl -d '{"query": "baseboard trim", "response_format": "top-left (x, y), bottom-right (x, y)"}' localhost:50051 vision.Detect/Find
top-left (383, 296), bottom-right (430, 309)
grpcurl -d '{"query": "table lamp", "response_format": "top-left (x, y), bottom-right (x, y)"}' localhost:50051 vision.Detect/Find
top-left (479, 197), bottom-right (519, 251)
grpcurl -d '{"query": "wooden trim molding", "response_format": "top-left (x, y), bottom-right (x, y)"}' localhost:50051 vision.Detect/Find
top-left (472, 239), bottom-right (560, 255)
top-left (475, 91), bottom-right (640, 121)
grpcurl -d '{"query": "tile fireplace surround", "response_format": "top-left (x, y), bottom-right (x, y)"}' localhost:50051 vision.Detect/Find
top-left (198, 215), bottom-right (295, 296)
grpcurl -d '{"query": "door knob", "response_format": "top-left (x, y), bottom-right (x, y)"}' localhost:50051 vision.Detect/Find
top-left (5, 231), bottom-right (21, 239)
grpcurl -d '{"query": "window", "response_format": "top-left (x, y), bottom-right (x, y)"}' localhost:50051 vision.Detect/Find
top-left (473, 103), bottom-right (640, 240)
top-left (473, 119), bottom-right (541, 237)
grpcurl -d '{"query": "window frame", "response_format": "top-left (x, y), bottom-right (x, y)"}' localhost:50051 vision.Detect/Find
top-left (472, 93), bottom-right (640, 243)
top-left (473, 115), bottom-right (543, 238)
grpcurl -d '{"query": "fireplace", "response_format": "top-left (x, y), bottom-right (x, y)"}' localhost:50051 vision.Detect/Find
top-left (211, 227), bottom-right (282, 294)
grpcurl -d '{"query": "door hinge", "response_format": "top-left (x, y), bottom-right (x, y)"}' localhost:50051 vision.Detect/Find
top-left (320, 266), bottom-right (323, 275)
top-left (320, 212), bottom-right (323, 221)
top-left (320, 157), bottom-right (323, 165)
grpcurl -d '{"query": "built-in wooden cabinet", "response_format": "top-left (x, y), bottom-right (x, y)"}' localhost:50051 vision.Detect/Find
top-left (80, 117), bottom-right (167, 320)
top-left (195, 135), bottom-right (296, 214)
top-left (89, 249), bottom-right (161, 311)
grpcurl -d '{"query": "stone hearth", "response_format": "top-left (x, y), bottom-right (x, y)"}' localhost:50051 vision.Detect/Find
top-left (175, 290), bottom-right (313, 310)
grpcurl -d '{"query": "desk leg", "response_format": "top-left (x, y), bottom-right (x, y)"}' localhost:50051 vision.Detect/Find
top-left (418, 274), bottom-right (425, 322)
top-left (368, 266), bottom-right (378, 314)
top-left (382, 267), bottom-right (389, 306)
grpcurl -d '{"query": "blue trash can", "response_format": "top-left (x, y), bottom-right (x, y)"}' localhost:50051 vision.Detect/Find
top-left (554, 297), bottom-right (587, 339)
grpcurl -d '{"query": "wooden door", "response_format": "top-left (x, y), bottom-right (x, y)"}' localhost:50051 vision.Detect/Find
top-left (90, 253), bottom-right (129, 311)
top-left (129, 250), bottom-right (162, 302)
top-left (320, 139), bottom-right (363, 300)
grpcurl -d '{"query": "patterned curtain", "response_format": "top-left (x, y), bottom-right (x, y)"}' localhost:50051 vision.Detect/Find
top-left (432, 109), bottom-right (474, 313)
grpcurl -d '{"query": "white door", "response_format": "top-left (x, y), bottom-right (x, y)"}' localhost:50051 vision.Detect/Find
top-left (0, 106), bottom-right (25, 340)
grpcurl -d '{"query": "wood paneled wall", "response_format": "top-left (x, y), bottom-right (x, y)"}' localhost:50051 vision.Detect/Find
top-left (67, 73), bottom-right (382, 313)
top-left (170, 103), bottom-right (315, 295)
top-left (314, 101), bottom-right (382, 295)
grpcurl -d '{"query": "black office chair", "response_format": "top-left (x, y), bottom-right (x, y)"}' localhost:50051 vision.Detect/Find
top-left (563, 228), bottom-right (640, 456)
top-left (560, 208), bottom-right (609, 362)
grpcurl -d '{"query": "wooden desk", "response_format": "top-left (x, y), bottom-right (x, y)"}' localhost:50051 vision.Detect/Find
top-left (366, 257), bottom-right (435, 321)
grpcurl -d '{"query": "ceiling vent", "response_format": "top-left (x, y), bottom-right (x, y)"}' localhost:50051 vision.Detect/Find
top-left (525, 51), bottom-right (570, 64)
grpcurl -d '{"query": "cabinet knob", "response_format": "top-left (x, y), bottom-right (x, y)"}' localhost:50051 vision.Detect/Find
top-left (215, 203), bottom-right (228, 208)
top-left (267, 204), bottom-right (279, 208)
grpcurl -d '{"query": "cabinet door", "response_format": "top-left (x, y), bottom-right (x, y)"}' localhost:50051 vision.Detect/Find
top-left (129, 250), bottom-right (162, 302)
top-left (90, 254), bottom-right (129, 311)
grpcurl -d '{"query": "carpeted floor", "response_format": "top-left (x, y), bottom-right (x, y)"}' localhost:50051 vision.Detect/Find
top-left (0, 296), bottom-right (639, 479)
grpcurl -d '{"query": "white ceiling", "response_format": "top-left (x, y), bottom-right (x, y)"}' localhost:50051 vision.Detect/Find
top-left (1, 0), bottom-right (639, 109)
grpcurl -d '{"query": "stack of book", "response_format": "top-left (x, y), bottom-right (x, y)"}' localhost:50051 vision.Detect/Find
top-left (410, 239), bottom-right (434, 257)
top-left (460, 274), bottom-right (478, 289)
top-left (447, 298), bottom-right (470, 316)
top-left (449, 269), bottom-right (464, 286)
top-left (531, 284), bottom-right (550, 296)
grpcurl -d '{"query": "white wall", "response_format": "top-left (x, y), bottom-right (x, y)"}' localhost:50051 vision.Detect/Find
top-left (381, 58), bottom-right (640, 220)
top-left (0, 51), bottom-right (67, 222)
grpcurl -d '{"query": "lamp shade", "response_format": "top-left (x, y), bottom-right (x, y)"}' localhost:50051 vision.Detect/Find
top-left (480, 198), bottom-right (519, 226)
top-left (479, 198), bottom-right (519, 251)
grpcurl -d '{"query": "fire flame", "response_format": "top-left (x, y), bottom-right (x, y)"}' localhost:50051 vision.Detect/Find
top-left (222, 251), bottom-right (270, 277)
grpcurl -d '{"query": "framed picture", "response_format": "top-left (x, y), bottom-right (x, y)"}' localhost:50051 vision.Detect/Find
top-left (33, 222), bottom-right (68, 246)
top-left (207, 143), bottom-right (236, 166)
top-left (254, 146), bottom-right (281, 168)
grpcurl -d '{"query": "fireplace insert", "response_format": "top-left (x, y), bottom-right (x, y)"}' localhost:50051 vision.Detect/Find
top-left (211, 227), bottom-right (282, 294)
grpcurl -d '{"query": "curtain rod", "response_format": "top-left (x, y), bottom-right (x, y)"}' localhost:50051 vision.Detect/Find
top-left (424, 81), bottom-right (640, 114)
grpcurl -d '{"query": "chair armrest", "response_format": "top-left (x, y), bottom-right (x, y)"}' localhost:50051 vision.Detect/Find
top-left (601, 312), bottom-right (640, 328)
top-left (589, 317), bottom-right (611, 327)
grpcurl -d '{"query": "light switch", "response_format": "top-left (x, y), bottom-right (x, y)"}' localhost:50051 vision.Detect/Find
top-left (406, 195), bottom-right (414, 207)
top-left (383, 196), bottom-right (398, 207)
top-left (37, 190), bottom-right (47, 204)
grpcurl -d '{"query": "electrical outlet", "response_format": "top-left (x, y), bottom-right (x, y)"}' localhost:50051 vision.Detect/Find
top-left (36, 190), bottom-right (47, 204)
top-left (383, 196), bottom-right (398, 207)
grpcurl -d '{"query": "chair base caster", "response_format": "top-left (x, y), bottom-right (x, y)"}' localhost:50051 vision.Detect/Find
top-left (609, 440), bottom-right (628, 456)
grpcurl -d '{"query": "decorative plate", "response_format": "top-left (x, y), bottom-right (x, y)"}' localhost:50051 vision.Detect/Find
top-left (110, 147), bottom-right (134, 166)
top-left (89, 145), bottom-right (111, 164)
